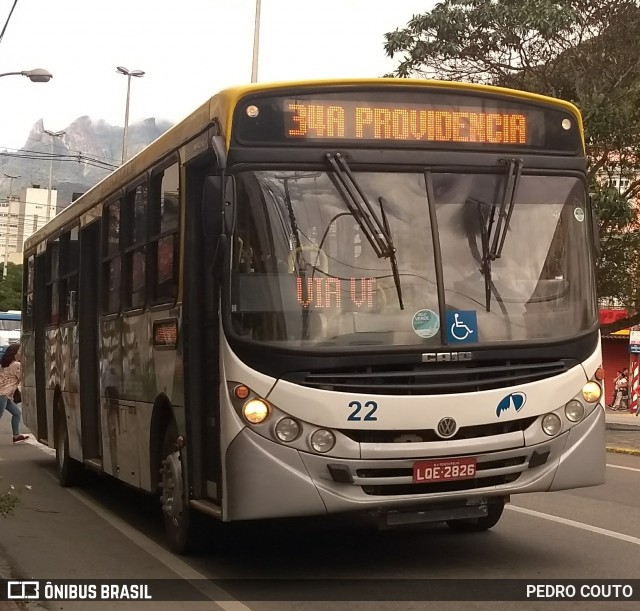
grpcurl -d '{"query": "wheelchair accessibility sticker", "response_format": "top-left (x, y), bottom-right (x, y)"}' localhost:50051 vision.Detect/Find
top-left (446, 310), bottom-right (478, 344)
top-left (412, 309), bottom-right (440, 339)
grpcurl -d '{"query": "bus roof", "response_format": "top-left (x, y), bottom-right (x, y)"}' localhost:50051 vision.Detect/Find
top-left (23, 78), bottom-right (583, 253)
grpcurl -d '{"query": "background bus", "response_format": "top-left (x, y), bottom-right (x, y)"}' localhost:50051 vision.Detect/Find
top-left (21, 78), bottom-right (604, 553)
top-left (0, 310), bottom-right (21, 358)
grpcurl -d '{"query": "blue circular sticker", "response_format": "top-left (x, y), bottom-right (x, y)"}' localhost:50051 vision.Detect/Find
top-left (412, 309), bottom-right (440, 338)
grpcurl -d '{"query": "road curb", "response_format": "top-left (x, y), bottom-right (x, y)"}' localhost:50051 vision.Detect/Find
top-left (606, 445), bottom-right (640, 456)
top-left (605, 424), bottom-right (640, 432)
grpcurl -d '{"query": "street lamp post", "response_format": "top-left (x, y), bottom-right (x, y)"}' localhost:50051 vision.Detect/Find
top-left (0, 68), bottom-right (53, 82)
top-left (3, 173), bottom-right (20, 278)
top-left (116, 66), bottom-right (145, 164)
top-left (251, 0), bottom-right (262, 83)
top-left (44, 129), bottom-right (66, 224)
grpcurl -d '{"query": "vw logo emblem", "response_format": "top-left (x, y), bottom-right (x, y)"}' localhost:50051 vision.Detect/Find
top-left (436, 417), bottom-right (457, 438)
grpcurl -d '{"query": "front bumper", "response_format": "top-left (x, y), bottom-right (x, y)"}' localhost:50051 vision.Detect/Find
top-left (224, 405), bottom-right (605, 521)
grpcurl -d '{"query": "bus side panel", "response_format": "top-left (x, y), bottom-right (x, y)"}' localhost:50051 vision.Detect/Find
top-left (59, 324), bottom-right (83, 462)
top-left (148, 309), bottom-right (183, 405)
top-left (120, 311), bottom-right (149, 489)
top-left (21, 332), bottom-right (37, 433)
top-left (33, 253), bottom-right (48, 443)
top-left (99, 317), bottom-right (123, 477)
top-left (122, 313), bottom-right (149, 402)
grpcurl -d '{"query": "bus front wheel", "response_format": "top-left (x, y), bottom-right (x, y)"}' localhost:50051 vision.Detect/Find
top-left (446, 500), bottom-right (505, 532)
top-left (160, 420), bottom-right (199, 554)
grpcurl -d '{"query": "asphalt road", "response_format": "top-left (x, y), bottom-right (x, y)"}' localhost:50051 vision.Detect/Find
top-left (0, 417), bottom-right (638, 611)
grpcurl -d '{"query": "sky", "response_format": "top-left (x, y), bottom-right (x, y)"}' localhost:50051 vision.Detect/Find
top-left (0, 0), bottom-right (435, 153)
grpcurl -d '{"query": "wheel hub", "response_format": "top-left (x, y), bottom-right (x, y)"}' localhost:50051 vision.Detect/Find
top-left (160, 450), bottom-right (183, 520)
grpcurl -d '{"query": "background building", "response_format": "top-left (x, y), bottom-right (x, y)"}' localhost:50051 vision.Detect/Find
top-left (1, 185), bottom-right (57, 266)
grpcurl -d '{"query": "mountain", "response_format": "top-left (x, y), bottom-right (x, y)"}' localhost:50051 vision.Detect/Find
top-left (0, 116), bottom-right (173, 209)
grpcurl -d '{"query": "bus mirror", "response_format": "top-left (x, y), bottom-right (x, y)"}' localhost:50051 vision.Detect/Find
top-left (592, 217), bottom-right (601, 258)
top-left (203, 175), bottom-right (235, 237)
top-left (202, 176), bottom-right (224, 237)
top-left (223, 176), bottom-right (236, 236)
top-left (211, 135), bottom-right (227, 170)
top-left (591, 209), bottom-right (601, 259)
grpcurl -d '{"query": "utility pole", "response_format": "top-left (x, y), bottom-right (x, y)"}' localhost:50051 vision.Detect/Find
top-left (251, 0), bottom-right (261, 83)
top-left (44, 129), bottom-right (65, 224)
top-left (116, 67), bottom-right (145, 164)
top-left (3, 173), bottom-right (20, 278)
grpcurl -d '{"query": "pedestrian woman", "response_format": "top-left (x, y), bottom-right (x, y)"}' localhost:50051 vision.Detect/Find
top-left (0, 343), bottom-right (28, 442)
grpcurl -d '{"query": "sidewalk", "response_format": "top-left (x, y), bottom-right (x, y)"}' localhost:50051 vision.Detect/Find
top-left (605, 406), bottom-right (640, 455)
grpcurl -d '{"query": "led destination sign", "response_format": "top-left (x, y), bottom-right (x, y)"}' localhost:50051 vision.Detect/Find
top-left (235, 89), bottom-right (581, 152)
top-left (285, 100), bottom-right (530, 145)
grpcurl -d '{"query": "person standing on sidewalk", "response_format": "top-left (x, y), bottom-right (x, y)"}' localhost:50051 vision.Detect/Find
top-left (0, 343), bottom-right (29, 442)
top-left (610, 371), bottom-right (623, 409)
top-left (612, 370), bottom-right (629, 411)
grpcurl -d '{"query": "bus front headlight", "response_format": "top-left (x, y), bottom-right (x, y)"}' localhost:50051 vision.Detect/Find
top-left (565, 400), bottom-right (585, 423)
top-left (243, 399), bottom-right (270, 424)
top-left (310, 429), bottom-right (335, 453)
top-left (542, 413), bottom-right (562, 436)
top-left (275, 418), bottom-right (300, 442)
top-left (581, 381), bottom-right (602, 403)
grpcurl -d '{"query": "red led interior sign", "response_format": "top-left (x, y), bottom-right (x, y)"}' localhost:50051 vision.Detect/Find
top-left (285, 100), bottom-right (527, 144)
top-left (296, 277), bottom-right (376, 309)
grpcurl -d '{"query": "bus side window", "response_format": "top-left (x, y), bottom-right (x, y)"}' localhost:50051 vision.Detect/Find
top-left (101, 200), bottom-right (122, 314)
top-left (23, 255), bottom-right (35, 331)
top-left (122, 182), bottom-right (147, 310)
top-left (46, 239), bottom-right (60, 326)
top-left (149, 161), bottom-right (179, 303)
top-left (60, 227), bottom-right (79, 322)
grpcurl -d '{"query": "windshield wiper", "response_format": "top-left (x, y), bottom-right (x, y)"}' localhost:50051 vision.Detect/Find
top-left (379, 196), bottom-right (404, 310)
top-left (475, 158), bottom-right (523, 312)
top-left (491, 158), bottom-right (523, 260)
top-left (326, 153), bottom-right (404, 309)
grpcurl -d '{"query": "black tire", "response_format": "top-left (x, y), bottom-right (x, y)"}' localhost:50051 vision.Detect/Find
top-left (159, 420), bottom-right (201, 554)
top-left (446, 501), bottom-right (505, 532)
top-left (55, 412), bottom-right (85, 487)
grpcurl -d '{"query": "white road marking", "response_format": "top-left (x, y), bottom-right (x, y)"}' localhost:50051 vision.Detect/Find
top-left (42, 467), bottom-right (251, 611)
top-left (507, 505), bottom-right (640, 546)
top-left (606, 463), bottom-right (640, 473)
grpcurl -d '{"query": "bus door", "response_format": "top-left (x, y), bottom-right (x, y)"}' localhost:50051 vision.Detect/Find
top-left (78, 220), bottom-right (101, 461)
top-left (183, 160), bottom-right (223, 502)
top-left (33, 253), bottom-right (48, 442)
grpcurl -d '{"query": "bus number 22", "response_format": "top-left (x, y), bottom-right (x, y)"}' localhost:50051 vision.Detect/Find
top-left (348, 400), bottom-right (378, 421)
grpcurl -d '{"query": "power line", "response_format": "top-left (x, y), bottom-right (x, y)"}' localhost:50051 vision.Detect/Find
top-left (0, 0), bottom-right (19, 47)
top-left (0, 150), bottom-right (118, 169)
top-left (21, 137), bottom-right (124, 165)
top-left (1, 143), bottom-right (122, 167)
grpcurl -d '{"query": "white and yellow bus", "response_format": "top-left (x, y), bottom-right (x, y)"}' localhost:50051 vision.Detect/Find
top-left (21, 79), bottom-right (605, 553)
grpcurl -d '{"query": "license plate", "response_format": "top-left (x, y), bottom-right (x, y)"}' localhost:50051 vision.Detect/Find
top-left (413, 457), bottom-right (477, 483)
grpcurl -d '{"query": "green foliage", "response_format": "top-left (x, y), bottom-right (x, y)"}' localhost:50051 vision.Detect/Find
top-left (384, 0), bottom-right (640, 330)
top-left (0, 491), bottom-right (19, 518)
top-left (591, 184), bottom-right (640, 306)
top-left (0, 263), bottom-right (22, 311)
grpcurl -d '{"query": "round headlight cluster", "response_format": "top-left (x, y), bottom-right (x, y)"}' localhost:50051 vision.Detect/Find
top-left (564, 400), bottom-right (585, 423)
top-left (310, 429), bottom-right (336, 453)
top-left (275, 418), bottom-right (300, 442)
top-left (582, 381), bottom-right (602, 403)
top-left (542, 413), bottom-right (562, 436)
top-left (243, 399), bottom-right (270, 424)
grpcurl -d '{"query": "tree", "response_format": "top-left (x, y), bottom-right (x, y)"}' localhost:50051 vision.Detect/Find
top-left (0, 263), bottom-right (22, 311)
top-left (384, 0), bottom-right (640, 333)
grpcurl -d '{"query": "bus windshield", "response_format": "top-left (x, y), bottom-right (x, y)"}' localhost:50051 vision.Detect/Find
top-left (0, 319), bottom-right (20, 331)
top-left (229, 170), bottom-right (595, 349)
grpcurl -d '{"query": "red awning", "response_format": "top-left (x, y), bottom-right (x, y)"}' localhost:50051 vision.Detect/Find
top-left (599, 308), bottom-right (628, 325)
